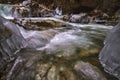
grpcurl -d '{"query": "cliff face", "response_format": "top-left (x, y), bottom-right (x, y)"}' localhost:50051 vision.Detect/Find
top-left (0, 0), bottom-right (119, 15)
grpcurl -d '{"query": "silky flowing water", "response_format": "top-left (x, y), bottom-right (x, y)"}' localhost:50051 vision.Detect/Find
top-left (0, 4), bottom-right (118, 80)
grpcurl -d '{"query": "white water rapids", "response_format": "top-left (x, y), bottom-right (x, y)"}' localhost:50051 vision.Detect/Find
top-left (1, 3), bottom-right (119, 80)
top-left (17, 17), bottom-right (113, 57)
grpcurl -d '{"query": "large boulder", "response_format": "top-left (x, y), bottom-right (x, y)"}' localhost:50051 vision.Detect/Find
top-left (0, 16), bottom-right (27, 61)
top-left (99, 22), bottom-right (120, 79)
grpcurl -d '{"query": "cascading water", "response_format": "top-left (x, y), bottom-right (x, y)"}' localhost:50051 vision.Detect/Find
top-left (0, 4), bottom-right (14, 19)
top-left (18, 26), bottom-right (57, 48)
top-left (0, 4), bottom-right (118, 80)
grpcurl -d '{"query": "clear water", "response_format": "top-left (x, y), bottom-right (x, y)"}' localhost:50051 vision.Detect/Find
top-left (0, 4), bottom-right (118, 80)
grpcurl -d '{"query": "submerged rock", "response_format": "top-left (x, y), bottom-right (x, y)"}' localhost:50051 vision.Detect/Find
top-left (5, 49), bottom-right (43, 80)
top-left (74, 61), bottom-right (107, 80)
top-left (5, 48), bottom-right (107, 80)
top-left (99, 22), bottom-right (120, 79)
top-left (5, 49), bottom-right (107, 80)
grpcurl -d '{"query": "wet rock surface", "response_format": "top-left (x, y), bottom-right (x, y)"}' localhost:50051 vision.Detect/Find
top-left (99, 23), bottom-right (120, 79)
top-left (0, 15), bottom-right (117, 80)
top-left (74, 61), bottom-right (107, 80)
top-left (0, 2), bottom-right (119, 80)
top-left (0, 16), bottom-right (27, 61)
top-left (13, 18), bottom-right (67, 30)
top-left (1, 49), bottom-right (108, 80)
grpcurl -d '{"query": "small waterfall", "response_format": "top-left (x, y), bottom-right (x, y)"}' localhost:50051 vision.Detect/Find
top-left (0, 4), bottom-right (14, 19)
top-left (18, 26), bottom-right (57, 48)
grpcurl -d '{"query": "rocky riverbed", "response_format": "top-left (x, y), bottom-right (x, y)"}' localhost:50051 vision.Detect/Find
top-left (0, 1), bottom-right (119, 80)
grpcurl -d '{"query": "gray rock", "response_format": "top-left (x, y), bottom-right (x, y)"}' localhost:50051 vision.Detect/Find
top-left (69, 13), bottom-right (90, 24)
top-left (74, 61), bottom-right (107, 80)
top-left (99, 22), bottom-right (120, 79)
top-left (0, 16), bottom-right (27, 61)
